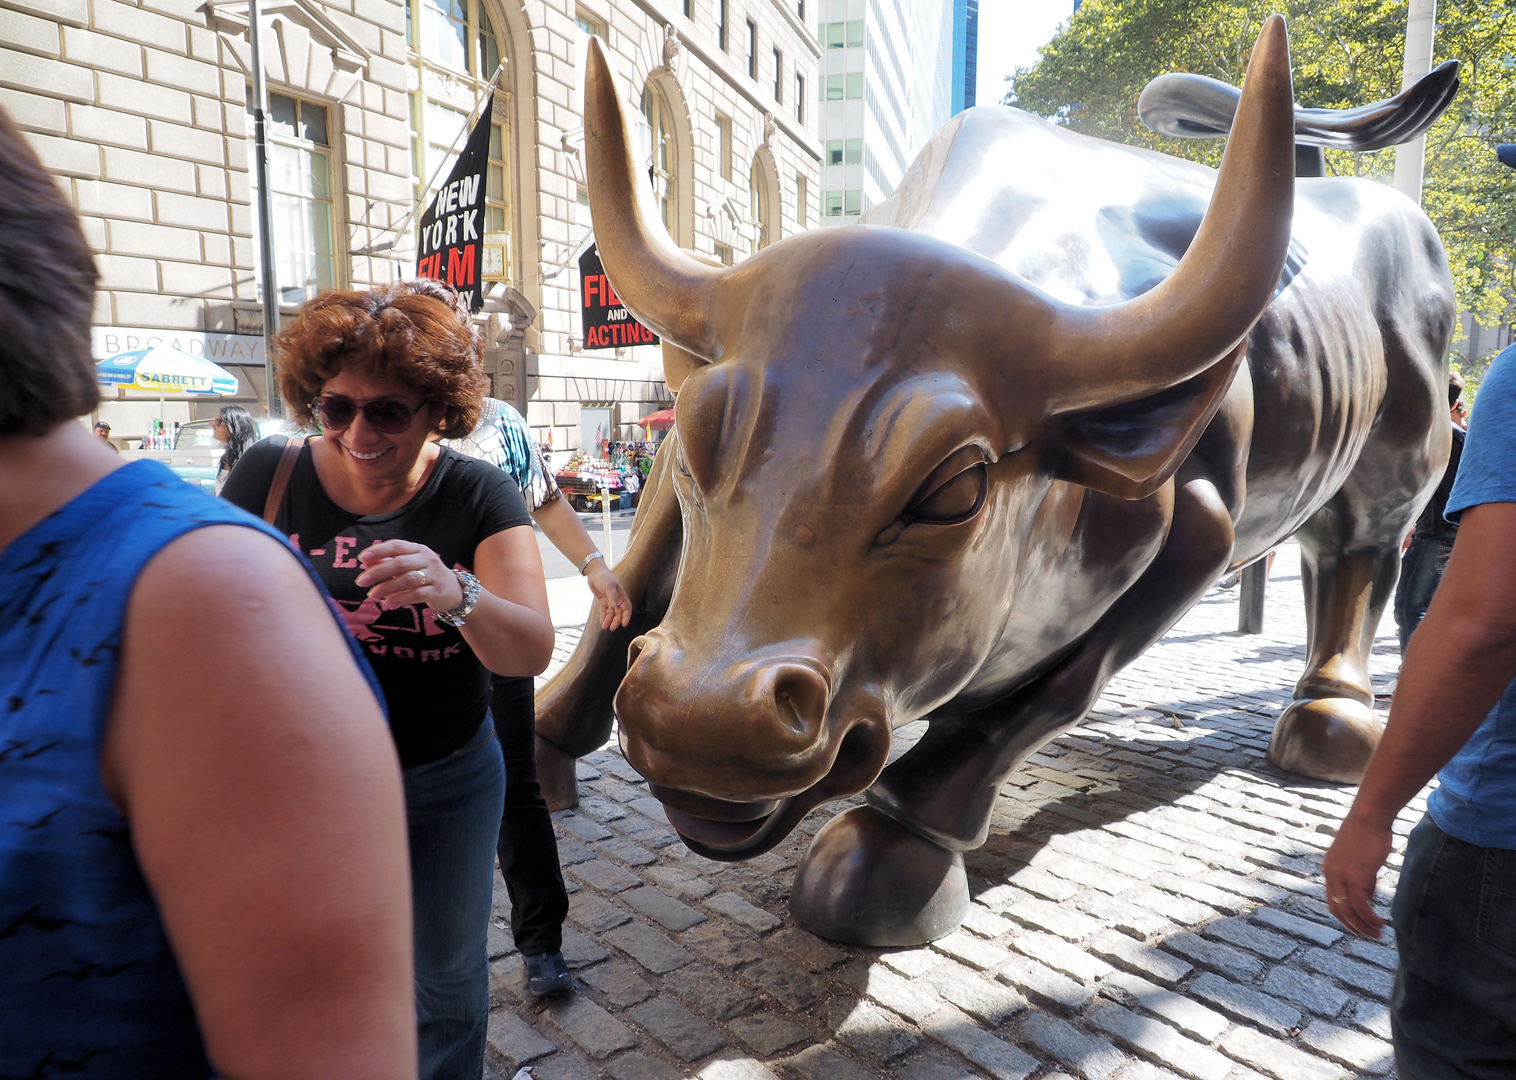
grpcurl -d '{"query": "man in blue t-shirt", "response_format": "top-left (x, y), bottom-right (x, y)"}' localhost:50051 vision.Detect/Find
top-left (1324, 342), bottom-right (1516, 1077)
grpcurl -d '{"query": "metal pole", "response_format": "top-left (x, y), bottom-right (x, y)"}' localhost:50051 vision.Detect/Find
top-left (1392, 0), bottom-right (1437, 205)
top-left (601, 477), bottom-right (613, 565)
top-left (248, 0), bottom-right (283, 418)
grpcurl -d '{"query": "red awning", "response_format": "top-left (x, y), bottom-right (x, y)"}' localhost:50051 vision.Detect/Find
top-left (634, 408), bottom-right (676, 428)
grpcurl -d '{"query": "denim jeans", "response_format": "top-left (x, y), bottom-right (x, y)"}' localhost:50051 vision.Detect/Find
top-left (403, 717), bottom-right (505, 1080)
top-left (1391, 815), bottom-right (1516, 1078)
top-left (490, 674), bottom-right (570, 957)
top-left (1394, 536), bottom-right (1455, 655)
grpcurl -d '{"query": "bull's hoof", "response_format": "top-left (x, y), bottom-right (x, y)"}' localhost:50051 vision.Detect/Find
top-left (536, 736), bottom-right (580, 811)
top-left (790, 805), bottom-right (968, 946)
top-left (1267, 697), bottom-right (1381, 784)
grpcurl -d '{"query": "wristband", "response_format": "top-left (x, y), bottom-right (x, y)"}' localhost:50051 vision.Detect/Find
top-left (578, 551), bottom-right (605, 575)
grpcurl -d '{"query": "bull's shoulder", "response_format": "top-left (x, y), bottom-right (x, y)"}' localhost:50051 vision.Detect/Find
top-left (1291, 177), bottom-right (1450, 293)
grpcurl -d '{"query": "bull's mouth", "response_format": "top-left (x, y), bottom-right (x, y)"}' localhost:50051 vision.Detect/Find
top-left (643, 723), bottom-right (893, 861)
top-left (651, 785), bottom-right (796, 859)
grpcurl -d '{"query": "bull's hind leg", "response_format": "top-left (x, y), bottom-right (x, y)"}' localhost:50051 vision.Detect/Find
top-left (1265, 508), bottom-right (1405, 783)
top-left (791, 473), bottom-right (1236, 945)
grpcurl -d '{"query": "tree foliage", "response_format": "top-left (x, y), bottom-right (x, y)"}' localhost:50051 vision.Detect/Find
top-left (1007, 0), bottom-right (1516, 374)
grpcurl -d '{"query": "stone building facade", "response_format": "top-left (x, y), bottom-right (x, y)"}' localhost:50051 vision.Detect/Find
top-left (0, 0), bottom-right (822, 449)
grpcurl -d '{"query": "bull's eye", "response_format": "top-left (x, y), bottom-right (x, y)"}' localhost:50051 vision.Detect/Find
top-left (907, 462), bottom-right (988, 525)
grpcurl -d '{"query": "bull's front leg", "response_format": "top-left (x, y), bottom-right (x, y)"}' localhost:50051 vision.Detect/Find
top-left (1264, 507), bottom-right (1405, 783)
top-left (534, 432), bottom-right (683, 809)
top-left (790, 473), bottom-right (1236, 945)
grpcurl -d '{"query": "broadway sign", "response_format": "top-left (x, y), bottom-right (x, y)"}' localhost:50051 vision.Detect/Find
top-left (579, 243), bottom-right (659, 350)
top-left (416, 98), bottom-right (492, 312)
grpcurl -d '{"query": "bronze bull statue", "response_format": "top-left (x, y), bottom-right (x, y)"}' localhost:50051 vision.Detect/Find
top-left (539, 20), bottom-right (1458, 945)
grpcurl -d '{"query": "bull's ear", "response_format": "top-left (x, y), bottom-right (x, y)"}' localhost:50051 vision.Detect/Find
top-left (662, 341), bottom-right (709, 393)
top-left (1049, 344), bottom-right (1244, 500)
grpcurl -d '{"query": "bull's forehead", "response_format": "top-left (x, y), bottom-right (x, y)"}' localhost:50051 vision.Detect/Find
top-left (675, 229), bottom-right (1049, 501)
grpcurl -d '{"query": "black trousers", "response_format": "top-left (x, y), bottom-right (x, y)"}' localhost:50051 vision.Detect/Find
top-left (489, 675), bottom-right (569, 957)
top-left (1394, 535), bottom-right (1455, 656)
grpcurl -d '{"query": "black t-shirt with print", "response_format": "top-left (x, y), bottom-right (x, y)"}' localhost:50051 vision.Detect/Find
top-left (223, 436), bottom-right (533, 767)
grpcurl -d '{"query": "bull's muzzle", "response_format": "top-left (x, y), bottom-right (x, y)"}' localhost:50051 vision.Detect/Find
top-left (615, 630), bottom-right (890, 859)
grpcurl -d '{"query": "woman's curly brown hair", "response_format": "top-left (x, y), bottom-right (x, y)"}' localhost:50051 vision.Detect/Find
top-left (276, 279), bottom-right (488, 439)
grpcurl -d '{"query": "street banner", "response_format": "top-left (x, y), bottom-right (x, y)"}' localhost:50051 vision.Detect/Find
top-left (578, 243), bottom-right (659, 350)
top-left (416, 98), bottom-right (492, 312)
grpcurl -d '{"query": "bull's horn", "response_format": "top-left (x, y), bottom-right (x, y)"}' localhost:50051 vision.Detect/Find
top-left (1047, 15), bottom-right (1295, 413)
top-left (583, 36), bottom-right (727, 359)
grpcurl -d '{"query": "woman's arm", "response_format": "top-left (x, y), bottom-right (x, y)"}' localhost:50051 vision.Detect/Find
top-left (103, 525), bottom-right (415, 1080)
top-left (531, 493), bottom-right (632, 630)
top-left (357, 526), bottom-right (554, 677)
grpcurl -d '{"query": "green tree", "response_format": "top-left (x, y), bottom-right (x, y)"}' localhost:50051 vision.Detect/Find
top-left (1007, 0), bottom-right (1516, 383)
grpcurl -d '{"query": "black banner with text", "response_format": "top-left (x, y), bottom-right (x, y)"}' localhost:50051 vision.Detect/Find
top-left (579, 243), bottom-right (659, 350)
top-left (416, 98), bottom-right (492, 312)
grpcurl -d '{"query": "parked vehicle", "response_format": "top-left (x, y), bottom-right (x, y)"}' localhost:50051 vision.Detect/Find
top-left (130, 416), bottom-right (298, 492)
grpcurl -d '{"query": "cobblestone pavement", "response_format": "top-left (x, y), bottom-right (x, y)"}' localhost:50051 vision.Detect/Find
top-left (489, 540), bottom-right (1415, 1080)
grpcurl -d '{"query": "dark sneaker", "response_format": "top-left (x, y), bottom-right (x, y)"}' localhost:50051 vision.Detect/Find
top-left (524, 951), bottom-right (572, 995)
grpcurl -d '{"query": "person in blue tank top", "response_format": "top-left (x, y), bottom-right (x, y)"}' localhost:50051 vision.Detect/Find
top-left (0, 106), bottom-right (417, 1079)
top-left (1325, 342), bottom-right (1516, 1077)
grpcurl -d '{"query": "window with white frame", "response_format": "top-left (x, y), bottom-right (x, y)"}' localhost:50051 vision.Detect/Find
top-left (773, 48), bottom-right (782, 102)
top-left (642, 82), bottom-right (676, 232)
top-left (715, 112), bottom-right (732, 181)
top-left (248, 90), bottom-right (336, 305)
top-left (406, 0), bottom-right (512, 279)
top-left (749, 160), bottom-right (769, 251)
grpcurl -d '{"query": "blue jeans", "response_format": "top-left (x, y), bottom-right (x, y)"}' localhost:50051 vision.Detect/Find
top-left (1392, 816), bottom-right (1516, 1078)
top-left (403, 718), bottom-right (505, 1080)
top-left (1394, 536), bottom-right (1455, 655)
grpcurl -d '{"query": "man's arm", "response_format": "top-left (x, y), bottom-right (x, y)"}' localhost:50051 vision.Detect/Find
top-left (1323, 502), bottom-right (1516, 937)
top-left (532, 493), bottom-right (632, 629)
top-left (103, 526), bottom-right (416, 1080)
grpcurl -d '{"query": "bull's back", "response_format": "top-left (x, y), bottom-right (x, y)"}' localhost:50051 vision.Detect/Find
top-left (871, 106), bottom-right (1454, 561)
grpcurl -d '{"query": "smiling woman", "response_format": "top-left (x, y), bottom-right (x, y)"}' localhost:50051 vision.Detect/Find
top-left (220, 279), bottom-right (553, 1080)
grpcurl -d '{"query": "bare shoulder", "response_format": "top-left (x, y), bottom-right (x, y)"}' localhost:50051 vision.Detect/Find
top-left (131, 523), bottom-right (328, 628)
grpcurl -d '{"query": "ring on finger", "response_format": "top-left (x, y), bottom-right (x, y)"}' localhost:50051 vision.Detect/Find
top-left (416, 569), bottom-right (428, 587)
top-left (1330, 895), bottom-right (1348, 904)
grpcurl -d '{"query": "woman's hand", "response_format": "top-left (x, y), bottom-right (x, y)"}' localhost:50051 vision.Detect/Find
top-left (587, 562), bottom-right (632, 630)
top-left (356, 539), bottom-right (463, 613)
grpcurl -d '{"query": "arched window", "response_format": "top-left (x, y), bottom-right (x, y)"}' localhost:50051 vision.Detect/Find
top-left (405, 0), bottom-right (511, 280)
top-left (749, 165), bottom-right (769, 252)
top-left (641, 82), bottom-right (675, 234)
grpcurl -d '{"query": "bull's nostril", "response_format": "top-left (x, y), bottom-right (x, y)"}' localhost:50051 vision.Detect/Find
top-left (772, 664), bottom-right (829, 739)
top-left (626, 635), bottom-right (650, 671)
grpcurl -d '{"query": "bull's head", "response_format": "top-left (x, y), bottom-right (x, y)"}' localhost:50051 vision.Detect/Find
top-left (583, 19), bottom-right (1296, 858)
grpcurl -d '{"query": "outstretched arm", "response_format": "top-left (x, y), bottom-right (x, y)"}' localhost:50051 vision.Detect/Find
top-left (1323, 502), bottom-right (1516, 938)
top-left (533, 493), bottom-right (632, 629)
top-left (103, 525), bottom-right (415, 1080)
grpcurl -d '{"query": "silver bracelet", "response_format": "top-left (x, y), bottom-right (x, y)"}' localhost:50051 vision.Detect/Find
top-left (433, 567), bottom-right (482, 627)
top-left (578, 551), bottom-right (604, 575)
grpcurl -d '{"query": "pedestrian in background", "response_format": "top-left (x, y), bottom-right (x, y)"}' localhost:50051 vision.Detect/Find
top-left (210, 402), bottom-right (258, 493)
top-left (91, 419), bottom-right (118, 450)
top-left (0, 105), bottom-right (415, 1080)
top-left (223, 281), bottom-right (554, 1080)
top-left (448, 397), bottom-right (632, 994)
top-left (1392, 370), bottom-right (1466, 655)
top-left (1323, 342), bottom-right (1516, 1078)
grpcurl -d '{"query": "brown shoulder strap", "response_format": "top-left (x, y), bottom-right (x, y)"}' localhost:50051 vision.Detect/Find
top-left (262, 436), bottom-right (306, 525)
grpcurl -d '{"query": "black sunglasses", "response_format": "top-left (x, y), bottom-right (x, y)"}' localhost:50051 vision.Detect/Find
top-left (310, 395), bottom-right (426, 434)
